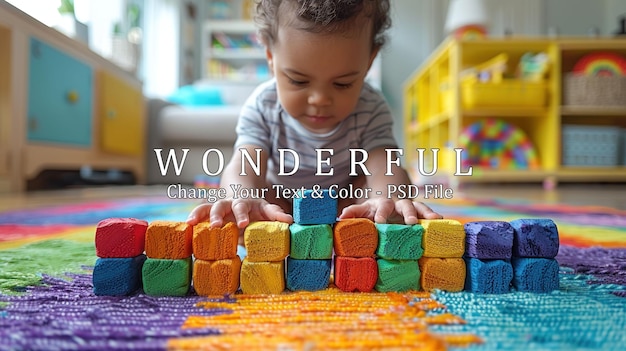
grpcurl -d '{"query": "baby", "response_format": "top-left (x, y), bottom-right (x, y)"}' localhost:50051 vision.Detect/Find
top-left (187, 0), bottom-right (442, 229)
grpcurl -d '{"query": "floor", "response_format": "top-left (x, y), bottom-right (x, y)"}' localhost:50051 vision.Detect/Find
top-left (0, 183), bottom-right (625, 213)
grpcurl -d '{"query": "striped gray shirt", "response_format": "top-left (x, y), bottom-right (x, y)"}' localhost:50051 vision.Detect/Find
top-left (234, 79), bottom-right (398, 189)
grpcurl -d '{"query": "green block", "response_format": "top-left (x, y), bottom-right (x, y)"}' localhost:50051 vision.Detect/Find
top-left (375, 224), bottom-right (424, 260)
top-left (375, 259), bottom-right (420, 292)
top-left (289, 223), bottom-right (333, 259)
top-left (142, 257), bottom-right (191, 296)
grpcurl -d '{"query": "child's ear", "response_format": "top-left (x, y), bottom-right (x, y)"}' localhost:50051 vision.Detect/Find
top-left (265, 48), bottom-right (275, 76)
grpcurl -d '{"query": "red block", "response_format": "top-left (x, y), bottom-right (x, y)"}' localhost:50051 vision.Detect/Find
top-left (95, 218), bottom-right (148, 258)
top-left (334, 256), bottom-right (378, 292)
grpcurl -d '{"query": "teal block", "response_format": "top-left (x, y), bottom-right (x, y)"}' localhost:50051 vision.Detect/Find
top-left (375, 223), bottom-right (423, 260)
top-left (293, 189), bottom-right (337, 224)
top-left (286, 257), bottom-right (332, 291)
top-left (142, 257), bottom-right (192, 296)
top-left (289, 223), bottom-right (333, 259)
top-left (92, 255), bottom-right (146, 296)
top-left (375, 259), bottom-right (420, 292)
top-left (512, 257), bottom-right (559, 293)
top-left (465, 258), bottom-right (513, 294)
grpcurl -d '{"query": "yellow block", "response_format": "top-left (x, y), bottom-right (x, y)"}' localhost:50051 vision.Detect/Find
top-left (420, 219), bottom-right (465, 258)
top-left (418, 257), bottom-right (466, 292)
top-left (193, 257), bottom-right (241, 296)
top-left (240, 258), bottom-right (285, 294)
top-left (244, 221), bottom-right (290, 262)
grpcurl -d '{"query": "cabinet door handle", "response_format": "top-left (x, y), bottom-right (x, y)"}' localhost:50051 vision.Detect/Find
top-left (67, 90), bottom-right (79, 104)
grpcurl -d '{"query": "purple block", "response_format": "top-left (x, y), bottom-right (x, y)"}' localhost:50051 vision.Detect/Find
top-left (464, 221), bottom-right (514, 259)
top-left (511, 257), bottom-right (559, 293)
top-left (464, 258), bottom-right (513, 294)
top-left (511, 219), bottom-right (559, 258)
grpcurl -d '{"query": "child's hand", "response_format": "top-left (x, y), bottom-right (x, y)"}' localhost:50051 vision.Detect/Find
top-left (186, 198), bottom-right (293, 228)
top-left (339, 198), bottom-right (442, 224)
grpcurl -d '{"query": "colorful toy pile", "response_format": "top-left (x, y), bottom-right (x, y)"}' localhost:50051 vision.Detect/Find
top-left (92, 190), bottom-right (560, 296)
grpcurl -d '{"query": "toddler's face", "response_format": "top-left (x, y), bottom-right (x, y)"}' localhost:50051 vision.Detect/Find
top-left (266, 20), bottom-right (377, 134)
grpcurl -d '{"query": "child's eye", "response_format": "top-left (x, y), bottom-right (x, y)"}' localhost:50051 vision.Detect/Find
top-left (334, 82), bottom-right (353, 89)
top-left (287, 77), bottom-right (308, 86)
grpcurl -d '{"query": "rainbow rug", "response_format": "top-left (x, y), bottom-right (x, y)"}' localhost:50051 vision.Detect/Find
top-left (1, 194), bottom-right (625, 350)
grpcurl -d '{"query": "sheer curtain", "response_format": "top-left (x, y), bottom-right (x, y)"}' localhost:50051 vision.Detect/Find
top-left (142, 0), bottom-right (180, 98)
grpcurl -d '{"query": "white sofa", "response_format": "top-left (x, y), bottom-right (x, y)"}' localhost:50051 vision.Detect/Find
top-left (146, 83), bottom-right (257, 185)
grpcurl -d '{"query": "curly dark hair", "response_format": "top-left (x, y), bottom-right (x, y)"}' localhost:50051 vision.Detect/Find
top-left (255, 0), bottom-right (391, 51)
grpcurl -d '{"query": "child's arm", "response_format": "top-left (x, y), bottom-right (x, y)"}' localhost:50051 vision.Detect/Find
top-left (339, 147), bottom-right (442, 223)
top-left (186, 145), bottom-right (293, 228)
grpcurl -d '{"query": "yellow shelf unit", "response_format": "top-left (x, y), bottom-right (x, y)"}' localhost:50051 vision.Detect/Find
top-left (404, 37), bottom-right (626, 185)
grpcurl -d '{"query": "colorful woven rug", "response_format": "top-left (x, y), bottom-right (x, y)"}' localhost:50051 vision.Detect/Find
top-left (0, 194), bottom-right (625, 350)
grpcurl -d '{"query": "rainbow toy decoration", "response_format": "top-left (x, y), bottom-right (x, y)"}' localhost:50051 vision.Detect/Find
top-left (459, 118), bottom-right (540, 170)
top-left (453, 24), bottom-right (488, 40)
top-left (572, 52), bottom-right (626, 77)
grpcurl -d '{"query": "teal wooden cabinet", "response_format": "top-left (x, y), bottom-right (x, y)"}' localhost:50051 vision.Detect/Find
top-left (27, 37), bottom-right (93, 146)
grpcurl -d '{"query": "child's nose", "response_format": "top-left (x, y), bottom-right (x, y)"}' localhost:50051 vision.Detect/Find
top-left (307, 90), bottom-right (332, 106)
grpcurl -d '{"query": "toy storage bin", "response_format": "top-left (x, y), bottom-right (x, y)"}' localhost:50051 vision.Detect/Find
top-left (461, 79), bottom-right (547, 109)
top-left (563, 73), bottom-right (626, 106)
top-left (561, 125), bottom-right (622, 167)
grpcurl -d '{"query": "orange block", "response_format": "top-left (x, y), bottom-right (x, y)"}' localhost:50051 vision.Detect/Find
top-left (193, 257), bottom-right (242, 296)
top-left (333, 218), bottom-right (378, 257)
top-left (420, 219), bottom-right (465, 258)
top-left (418, 257), bottom-right (466, 292)
top-left (240, 258), bottom-right (285, 294)
top-left (145, 220), bottom-right (193, 259)
top-left (244, 221), bottom-right (290, 262)
top-left (193, 222), bottom-right (239, 260)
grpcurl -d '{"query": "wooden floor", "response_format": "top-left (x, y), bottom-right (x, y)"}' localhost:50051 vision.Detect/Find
top-left (0, 183), bottom-right (625, 213)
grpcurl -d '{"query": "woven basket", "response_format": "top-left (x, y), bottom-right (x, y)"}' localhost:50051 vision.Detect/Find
top-left (562, 125), bottom-right (621, 167)
top-left (563, 73), bottom-right (626, 106)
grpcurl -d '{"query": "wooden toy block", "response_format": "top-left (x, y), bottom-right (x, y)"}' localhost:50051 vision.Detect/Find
top-left (240, 258), bottom-right (285, 294)
top-left (192, 222), bottom-right (239, 261)
top-left (465, 258), bottom-right (513, 294)
top-left (92, 255), bottom-right (146, 296)
top-left (333, 256), bottom-right (378, 292)
top-left (289, 223), bottom-right (333, 260)
top-left (95, 218), bottom-right (148, 258)
top-left (293, 189), bottom-right (337, 224)
top-left (145, 220), bottom-right (193, 259)
top-left (142, 257), bottom-right (192, 296)
top-left (511, 257), bottom-right (559, 293)
top-left (333, 218), bottom-right (378, 257)
top-left (464, 221), bottom-right (514, 259)
top-left (285, 257), bottom-right (332, 291)
top-left (418, 257), bottom-right (466, 292)
top-left (244, 221), bottom-right (290, 262)
top-left (510, 219), bottom-right (559, 258)
top-left (420, 219), bottom-right (465, 258)
top-left (375, 259), bottom-right (420, 292)
top-left (375, 223), bottom-right (424, 260)
top-left (193, 257), bottom-right (242, 296)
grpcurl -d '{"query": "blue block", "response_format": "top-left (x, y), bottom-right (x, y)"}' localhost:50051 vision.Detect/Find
top-left (510, 219), bottom-right (559, 258)
top-left (93, 255), bottom-right (146, 296)
top-left (285, 257), bottom-right (331, 291)
top-left (511, 257), bottom-right (559, 293)
top-left (464, 258), bottom-right (513, 294)
top-left (293, 189), bottom-right (338, 225)
top-left (464, 221), bottom-right (514, 259)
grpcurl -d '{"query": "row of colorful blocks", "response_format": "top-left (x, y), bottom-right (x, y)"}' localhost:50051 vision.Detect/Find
top-left (92, 216), bottom-right (560, 296)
